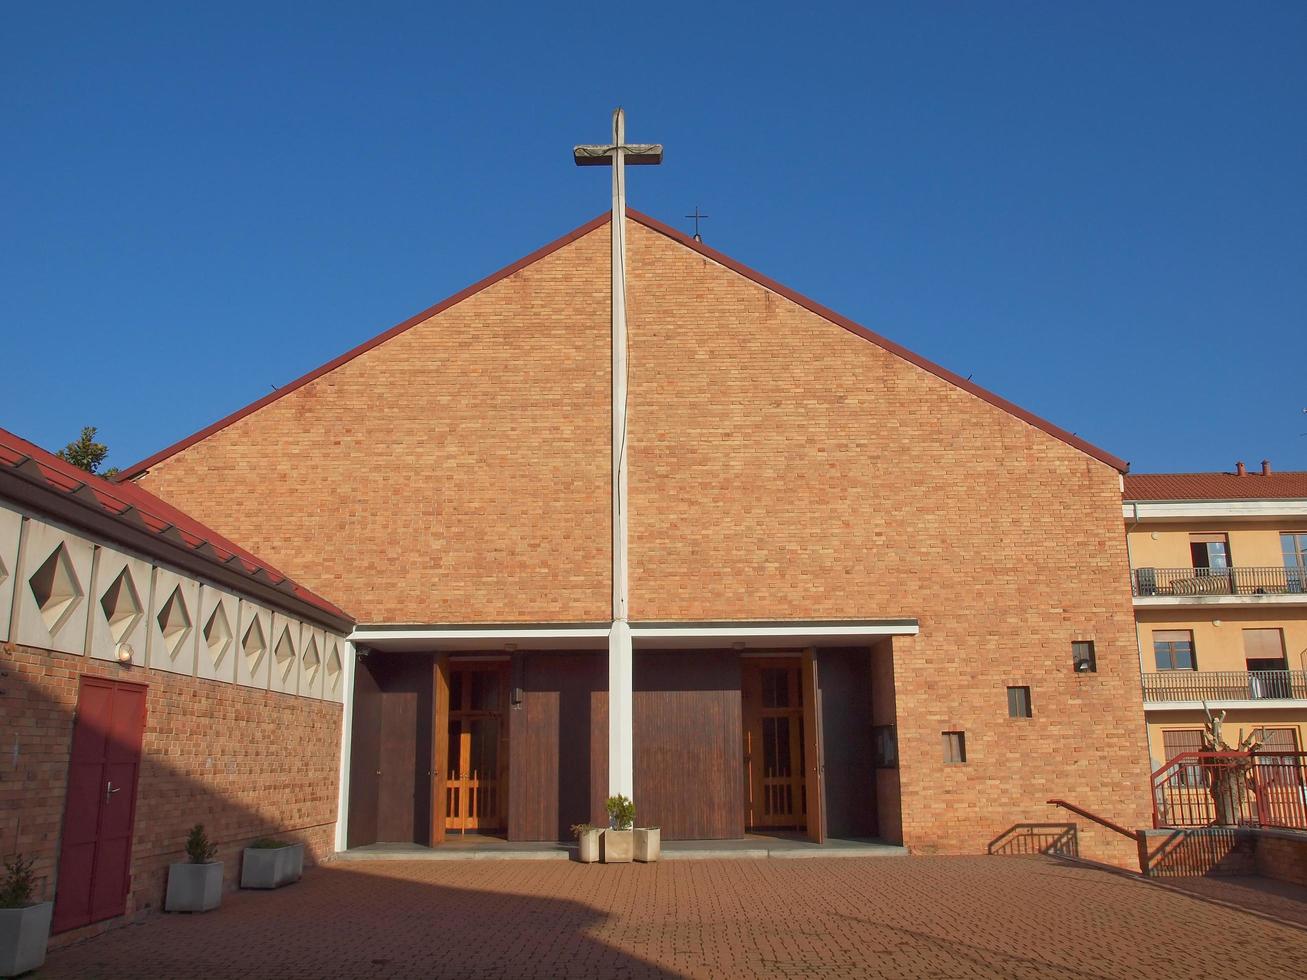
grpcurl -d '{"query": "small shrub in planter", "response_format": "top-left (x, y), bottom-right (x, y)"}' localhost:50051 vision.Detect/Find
top-left (603, 796), bottom-right (635, 864)
top-left (0, 854), bottom-right (53, 978)
top-left (570, 824), bottom-right (603, 864)
top-left (165, 824), bottom-right (223, 913)
top-left (241, 838), bottom-right (305, 890)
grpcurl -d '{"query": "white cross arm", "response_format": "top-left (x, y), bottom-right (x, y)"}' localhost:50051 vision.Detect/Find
top-left (573, 143), bottom-right (664, 166)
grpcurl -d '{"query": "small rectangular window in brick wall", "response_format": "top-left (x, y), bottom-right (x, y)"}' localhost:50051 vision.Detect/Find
top-left (942, 731), bottom-right (966, 764)
top-left (1072, 640), bottom-right (1096, 673)
top-left (1007, 686), bottom-right (1032, 718)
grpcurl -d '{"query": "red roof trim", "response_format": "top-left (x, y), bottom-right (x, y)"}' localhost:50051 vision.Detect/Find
top-left (115, 212), bottom-right (613, 480)
top-left (626, 208), bottom-right (1129, 473)
top-left (0, 426), bottom-right (351, 624)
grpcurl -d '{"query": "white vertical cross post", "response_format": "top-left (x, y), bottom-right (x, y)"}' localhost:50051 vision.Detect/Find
top-left (574, 109), bottom-right (662, 801)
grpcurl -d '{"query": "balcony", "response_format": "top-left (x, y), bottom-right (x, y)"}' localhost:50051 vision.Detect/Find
top-left (1132, 566), bottom-right (1306, 598)
top-left (1142, 669), bottom-right (1307, 704)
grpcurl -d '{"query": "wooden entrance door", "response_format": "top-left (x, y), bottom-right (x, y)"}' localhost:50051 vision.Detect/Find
top-left (742, 658), bottom-right (807, 830)
top-left (52, 676), bottom-right (147, 933)
top-left (443, 662), bottom-right (508, 834)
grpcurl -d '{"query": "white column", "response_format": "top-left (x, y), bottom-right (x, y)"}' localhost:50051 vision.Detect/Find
top-left (608, 107), bottom-right (634, 798)
top-left (333, 640), bottom-right (359, 852)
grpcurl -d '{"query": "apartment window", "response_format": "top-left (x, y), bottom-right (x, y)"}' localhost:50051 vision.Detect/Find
top-left (1162, 728), bottom-right (1205, 786)
top-left (1006, 686), bottom-right (1032, 718)
top-left (1283, 533), bottom-right (1307, 593)
top-left (1189, 533), bottom-right (1230, 571)
top-left (1153, 630), bottom-right (1197, 671)
top-left (1251, 728), bottom-right (1304, 787)
top-left (942, 731), bottom-right (966, 764)
top-left (1243, 628), bottom-right (1287, 673)
top-left (1072, 641), bottom-right (1097, 673)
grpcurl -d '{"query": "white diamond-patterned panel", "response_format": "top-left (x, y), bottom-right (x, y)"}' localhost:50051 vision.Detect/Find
top-left (146, 567), bottom-right (199, 676)
top-left (0, 505), bottom-right (21, 643)
top-left (235, 600), bottom-right (273, 690)
top-left (196, 585), bottom-right (240, 684)
top-left (322, 635), bottom-right (346, 703)
top-left (14, 519), bottom-right (95, 656)
top-left (268, 612), bottom-right (301, 695)
top-left (297, 624), bottom-right (325, 699)
top-left (87, 546), bottom-right (153, 664)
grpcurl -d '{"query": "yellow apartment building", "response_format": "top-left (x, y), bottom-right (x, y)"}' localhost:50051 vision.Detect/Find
top-left (1124, 463), bottom-right (1307, 769)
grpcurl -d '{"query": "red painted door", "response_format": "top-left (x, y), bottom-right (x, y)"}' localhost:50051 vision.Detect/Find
top-left (52, 676), bottom-right (147, 933)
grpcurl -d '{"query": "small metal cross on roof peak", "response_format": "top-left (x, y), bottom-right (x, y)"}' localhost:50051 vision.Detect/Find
top-left (685, 205), bottom-right (709, 242)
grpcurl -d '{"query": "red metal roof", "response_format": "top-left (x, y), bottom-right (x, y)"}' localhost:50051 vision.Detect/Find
top-left (0, 426), bottom-right (351, 625)
top-left (1124, 471), bottom-right (1307, 501)
top-left (114, 208), bottom-right (1128, 479)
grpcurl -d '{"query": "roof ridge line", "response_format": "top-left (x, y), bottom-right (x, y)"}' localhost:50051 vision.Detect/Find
top-left (115, 211), bottom-right (612, 480)
top-left (625, 207), bottom-right (1129, 473)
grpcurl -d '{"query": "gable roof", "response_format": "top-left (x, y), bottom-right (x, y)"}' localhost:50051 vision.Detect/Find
top-left (1124, 471), bottom-right (1307, 501)
top-left (0, 426), bottom-right (352, 630)
top-left (115, 208), bottom-right (1127, 479)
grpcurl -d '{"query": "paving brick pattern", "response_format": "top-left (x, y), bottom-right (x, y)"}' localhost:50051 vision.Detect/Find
top-left (40, 856), bottom-right (1307, 979)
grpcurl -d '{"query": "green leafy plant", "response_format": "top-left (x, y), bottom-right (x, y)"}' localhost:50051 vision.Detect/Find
top-left (248, 838), bottom-right (291, 849)
top-left (569, 823), bottom-right (600, 839)
top-left (605, 795), bottom-right (635, 831)
top-left (185, 824), bottom-right (218, 864)
top-left (0, 854), bottom-right (36, 909)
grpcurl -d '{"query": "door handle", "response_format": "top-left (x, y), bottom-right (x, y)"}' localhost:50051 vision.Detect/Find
top-left (106, 782), bottom-right (121, 804)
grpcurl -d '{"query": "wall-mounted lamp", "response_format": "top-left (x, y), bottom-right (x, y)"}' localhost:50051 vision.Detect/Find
top-left (116, 643), bottom-right (134, 665)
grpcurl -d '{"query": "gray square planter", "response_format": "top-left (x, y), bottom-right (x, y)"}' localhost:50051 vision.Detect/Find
top-left (603, 829), bottom-right (633, 863)
top-left (575, 829), bottom-right (602, 864)
top-left (241, 844), bottom-right (304, 889)
top-left (165, 861), bottom-right (224, 912)
top-left (634, 827), bottom-right (661, 863)
top-left (0, 902), bottom-right (52, 978)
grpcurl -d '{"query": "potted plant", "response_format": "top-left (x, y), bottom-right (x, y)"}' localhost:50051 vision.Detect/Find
top-left (603, 795), bottom-right (635, 863)
top-left (165, 824), bottom-right (223, 913)
top-left (240, 837), bottom-right (305, 889)
top-left (0, 855), bottom-right (52, 978)
top-left (570, 824), bottom-right (603, 864)
top-left (634, 824), bottom-right (661, 863)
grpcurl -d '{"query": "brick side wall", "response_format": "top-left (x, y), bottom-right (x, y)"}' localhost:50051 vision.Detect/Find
top-left (623, 221), bottom-right (1152, 864)
top-left (1255, 832), bottom-right (1307, 888)
top-left (135, 225), bottom-right (613, 624)
top-left (1, 641), bottom-right (340, 945)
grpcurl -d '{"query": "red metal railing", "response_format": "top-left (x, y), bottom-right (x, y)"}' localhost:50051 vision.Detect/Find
top-left (1151, 751), bottom-right (1307, 831)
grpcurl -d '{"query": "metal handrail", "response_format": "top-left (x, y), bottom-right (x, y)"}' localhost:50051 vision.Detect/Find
top-left (1141, 669), bottom-right (1307, 702)
top-left (1132, 566), bottom-right (1307, 597)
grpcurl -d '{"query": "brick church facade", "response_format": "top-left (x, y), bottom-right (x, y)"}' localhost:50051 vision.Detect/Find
top-left (2, 207), bottom-right (1155, 943)
top-left (122, 210), bottom-right (1151, 862)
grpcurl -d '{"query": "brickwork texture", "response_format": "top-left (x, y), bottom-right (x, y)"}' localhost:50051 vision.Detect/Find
top-left (1, 641), bottom-right (340, 945)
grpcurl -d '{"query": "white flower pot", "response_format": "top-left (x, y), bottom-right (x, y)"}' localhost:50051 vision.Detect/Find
top-left (603, 829), bottom-right (633, 863)
top-left (634, 827), bottom-right (661, 863)
top-left (0, 901), bottom-right (52, 978)
top-left (576, 829), bottom-right (602, 864)
top-left (241, 844), bottom-right (305, 889)
top-left (165, 861), bottom-right (224, 912)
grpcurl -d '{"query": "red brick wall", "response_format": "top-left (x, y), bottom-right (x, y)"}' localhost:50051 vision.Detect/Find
top-left (135, 225), bottom-right (613, 624)
top-left (623, 220), bottom-right (1152, 864)
top-left (1, 641), bottom-right (340, 945)
top-left (1255, 832), bottom-right (1307, 888)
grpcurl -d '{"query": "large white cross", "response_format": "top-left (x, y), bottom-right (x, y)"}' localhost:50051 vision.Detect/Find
top-left (574, 108), bottom-right (662, 801)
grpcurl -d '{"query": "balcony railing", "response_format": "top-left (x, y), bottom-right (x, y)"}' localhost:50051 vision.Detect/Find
top-left (1142, 669), bottom-right (1307, 703)
top-left (1132, 566), bottom-right (1307, 598)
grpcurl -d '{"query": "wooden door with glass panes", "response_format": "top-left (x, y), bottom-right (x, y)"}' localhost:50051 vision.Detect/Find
top-left (444, 662), bottom-right (508, 834)
top-left (742, 659), bottom-right (807, 829)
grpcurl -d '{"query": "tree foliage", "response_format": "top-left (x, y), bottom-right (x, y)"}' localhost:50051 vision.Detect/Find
top-left (56, 426), bottom-right (118, 478)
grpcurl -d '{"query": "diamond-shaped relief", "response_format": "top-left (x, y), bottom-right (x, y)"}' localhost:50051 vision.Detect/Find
top-left (29, 543), bottom-right (83, 635)
top-left (156, 586), bottom-right (192, 661)
top-left (325, 642), bottom-right (342, 695)
top-left (100, 568), bottom-right (144, 644)
top-left (273, 626), bottom-right (296, 682)
top-left (242, 617), bottom-right (267, 673)
top-left (302, 636), bottom-right (320, 684)
top-left (204, 604), bottom-right (233, 669)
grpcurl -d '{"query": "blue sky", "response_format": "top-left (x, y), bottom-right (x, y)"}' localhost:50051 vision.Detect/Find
top-left (4, 2), bottom-right (1304, 473)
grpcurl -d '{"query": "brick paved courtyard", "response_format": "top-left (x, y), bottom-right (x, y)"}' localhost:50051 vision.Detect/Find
top-left (40, 856), bottom-right (1307, 979)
